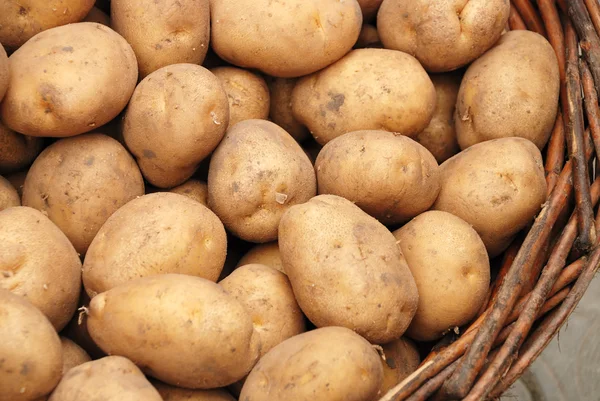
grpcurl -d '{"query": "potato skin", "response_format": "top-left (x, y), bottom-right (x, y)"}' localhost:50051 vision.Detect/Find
top-left (354, 24), bottom-right (382, 48)
top-left (279, 195), bottom-right (419, 343)
top-left (1, 23), bottom-right (138, 138)
top-left (111, 0), bottom-right (210, 78)
top-left (377, 0), bottom-right (510, 72)
top-left (154, 381), bottom-right (236, 401)
top-left (240, 327), bottom-right (383, 401)
top-left (0, 175), bottom-right (20, 211)
top-left (236, 242), bottom-right (285, 273)
top-left (316, 130), bottom-right (440, 224)
top-left (60, 337), bottom-right (91, 376)
top-left (433, 137), bottom-right (547, 257)
top-left (266, 77), bottom-right (310, 143)
top-left (210, 0), bottom-right (363, 78)
top-left (379, 338), bottom-right (421, 395)
top-left (0, 289), bottom-right (63, 401)
top-left (456, 30), bottom-right (560, 150)
top-left (169, 179), bottom-right (209, 206)
top-left (0, 45), bottom-right (8, 101)
top-left (208, 119), bottom-right (316, 243)
top-left (0, 121), bottom-right (44, 175)
top-left (292, 49), bottom-right (436, 145)
top-left (87, 274), bottom-right (261, 389)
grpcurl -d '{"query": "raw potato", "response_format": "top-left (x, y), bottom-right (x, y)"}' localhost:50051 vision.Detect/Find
top-left (358, 0), bottom-right (384, 21)
top-left (393, 211), bottom-right (490, 341)
top-left (0, 207), bottom-right (81, 331)
top-left (210, 0), bottom-right (363, 78)
top-left (83, 192), bottom-right (227, 297)
top-left (60, 337), bottom-right (91, 375)
top-left (377, 0), bottom-right (510, 72)
top-left (1, 23), bottom-right (138, 138)
top-left (266, 77), bottom-right (310, 143)
top-left (83, 6), bottom-right (110, 25)
top-left (379, 338), bottom-right (421, 395)
top-left (292, 49), bottom-right (436, 145)
top-left (123, 63), bottom-right (229, 188)
top-left (236, 242), bottom-right (285, 273)
top-left (87, 274), bottom-right (261, 389)
top-left (169, 179), bottom-right (209, 206)
top-left (355, 24), bottom-right (382, 48)
top-left (0, 289), bottom-right (62, 401)
top-left (433, 137), bottom-right (547, 257)
top-left (154, 381), bottom-right (236, 401)
top-left (48, 356), bottom-right (162, 401)
top-left (111, 0), bottom-right (210, 78)
top-left (0, 45), bottom-right (8, 101)
top-left (240, 327), bottom-right (383, 401)
top-left (279, 195), bottom-right (419, 343)
top-left (211, 67), bottom-right (270, 128)
top-left (208, 119), bottom-right (316, 243)
top-left (0, 175), bottom-right (20, 211)
top-left (456, 30), bottom-right (560, 150)
top-left (316, 130), bottom-right (441, 224)
top-left (0, 122), bottom-right (44, 174)
top-left (22, 133), bottom-right (145, 255)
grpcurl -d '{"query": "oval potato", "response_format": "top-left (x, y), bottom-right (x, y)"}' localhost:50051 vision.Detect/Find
top-left (154, 381), bottom-right (236, 401)
top-left (0, 45), bottom-right (8, 101)
top-left (266, 77), bottom-right (310, 143)
top-left (60, 337), bottom-right (91, 376)
top-left (379, 338), bottom-right (421, 395)
top-left (355, 24), bottom-right (382, 48)
top-left (236, 242), bottom-right (285, 273)
top-left (0, 121), bottom-right (44, 175)
top-left (169, 179), bottom-right (208, 206)
top-left (0, 175), bottom-right (20, 211)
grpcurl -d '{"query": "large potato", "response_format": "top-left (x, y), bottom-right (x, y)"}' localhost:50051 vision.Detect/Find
top-left (123, 63), bottom-right (229, 188)
top-left (236, 242), bottom-right (284, 273)
top-left (211, 0), bottom-right (362, 78)
top-left (22, 133), bottom-right (145, 255)
top-left (0, 122), bottom-right (44, 175)
top-left (279, 195), bottom-right (419, 343)
top-left (0, 45), bottom-right (8, 101)
top-left (316, 130), bottom-right (440, 225)
top-left (0, 207), bottom-right (81, 331)
top-left (1, 23), bottom-right (138, 138)
top-left (0, 289), bottom-right (62, 401)
top-left (240, 327), bottom-right (383, 401)
top-left (208, 119), bottom-right (316, 243)
top-left (0, 175), bottom-right (20, 211)
top-left (379, 338), bottom-right (421, 395)
top-left (87, 274), bottom-right (261, 389)
top-left (60, 337), bottom-right (91, 376)
top-left (83, 192), bottom-right (227, 297)
top-left (154, 381), bottom-right (236, 401)
top-left (112, 0), bottom-right (210, 78)
top-left (169, 179), bottom-right (209, 206)
top-left (292, 49), bottom-right (436, 145)
top-left (455, 30), bottom-right (560, 150)
top-left (433, 137), bottom-right (547, 257)
top-left (377, 0), bottom-right (510, 72)
top-left (266, 77), bottom-right (310, 143)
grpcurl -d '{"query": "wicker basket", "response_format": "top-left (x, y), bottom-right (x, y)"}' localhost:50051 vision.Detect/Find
top-left (378, 0), bottom-right (600, 400)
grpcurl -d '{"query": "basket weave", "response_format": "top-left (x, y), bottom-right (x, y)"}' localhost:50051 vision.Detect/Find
top-left (378, 0), bottom-right (600, 400)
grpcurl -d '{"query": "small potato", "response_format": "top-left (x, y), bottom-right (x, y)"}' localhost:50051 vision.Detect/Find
top-left (1, 23), bottom-right (138, 138)
top-left (354, 24), bottom-right (382, 48)
top-left (0, 289), bottom-right (62, 401)
top-left (123, 64), bottom-right (229, 188)
top-left (377, 0), bottom-right (510, 72)
top-left (433, 137), bottom-right (547, 257)
top-left (211, 0), bottom-right (362, 78)
top-left (0, 45), bottom-right (8, 101)
top-left (358, 0), bottom-right (384, 21)
top-left (0, 175), bottom-right (20, 211)
top-left (266, 77), bottom-right (310, 143)
top-left (60, 337), bottom-right (91, 376)
top-left (240, 327), bottom-right (383, 401)
top-left (279, 195), bottom-right (418, 343)
top-left (455, 30), bottom-right (560, 150)
top-left (169, 179), bottom-right (209, 206)
top-left (316, 130), bottom-right (440, 224)
top-left (292, 49), bottom-right (436, 145)
top-left (208, 119), bottom-right (316, 243)
top-left (88, 274), bottom-right (261, 389)
top-left (111, 0), bottom-right (210, 78)
top-left (22, 133), bottom-right (145, 255)
top-left (0, 121), bottom-right (44, 175)
top-left (48, 356), bottom-right (162, 401)
top-left (154, 381), bottom-right (236, 401)
top-left (236, 242), bottom-right (285, 273)
top-left (379, 338), bottom-right (421, 395)
top-left (82, 6), bottom-right (110, 26)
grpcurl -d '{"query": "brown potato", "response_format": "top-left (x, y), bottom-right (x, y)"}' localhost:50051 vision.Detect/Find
top-left (379, 338), bottom-right (421, 395)
top-left (292, 49), bottom-right (436, 145)
top-left (208, 119), bottom-right (316, 243)
top-left (0, 289), bottom-right (62, 401)
top-left (123, 63), bottom-right (229, 188)
top-left (0, 175), bottom-right (20, 211)
top-left (22, 133), bottom-right (145, 255)
top-left (354, 24), bottom-right (382, 48)
top-left (0, 45), bottom-right (8, 101)
top-left (266, 77), bottom-right (310, 143)
top-left (377, 0), bottom-right (510, 72)
top-left (87, 274), bottom-right (261, 389)
top-left (456, 30), bottom-right (560, 150)
top-left (60, 337), bottom-right (91, 376)
top-left (1, 23), bottom-right (138, 138)
top-left (82, 6), bottom-right (110, 26)
top-left (358, 0), bottom-right (384, 21)
top-left (169, 179), bottom-right (208, 206)
top-left (0, 121), bottom-right (44, 175)
top-left (236, 242), bottom-right (284, 273)
top-left (111, 0), bottom-right (210, 78)
top-left (154, 381), bottom-right (236, 401)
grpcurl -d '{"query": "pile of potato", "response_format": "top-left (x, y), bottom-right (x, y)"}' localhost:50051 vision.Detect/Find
top-left (0, 1), bottom-right (560, 400)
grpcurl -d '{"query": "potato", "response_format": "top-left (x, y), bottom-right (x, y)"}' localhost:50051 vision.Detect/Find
top-left (0, 175), bottom-right (20, 211)
top-left (60, 337), bottom-right (91, 376)
top-left (0, 122), bottom-right (44, 175)
top-left (0, 207), bottom-right (81, 331)
top-left (62, 292), bottom-right (106, 360)
top-left (236, 242), bottom-right (284, 273)
top-left (358, 0), bottom-right (384, 21)
top-left (0, 45), bottom-right (8, 101)
top-left (154, 381), bottom-right (236, 401)
top-left (266, 77), bottom-right (310, 143)
top-left (433, 137), bottom-right (547, 257)
top-left (316, 130), bottom-right (440, 225)
top-left (355, 24), bottom-right (382, 48)
top-left (82, 6), bottom-right (110, 26)
top-left (240, 327), bottom-right (383, 401)
top-left (87, 274), bottom-right (261, 389)
top-left (210, 0), bottom-right (362, 78)
top-left (83, 192), bottom-right (226, 297)
top-left (1, 23), bottom-right (138, 138)
top-left (0, 289), bottom-right (62, 401)
top-left (170, 179), bottom-right (209, 206)
top-left (415, 72), bottom-right (462, 163)
top-left (377, 0), bottom-right (510, 72)
top-left (393, 211), bottom-right (490, 341)
top-left (279, 195), bottom-right (418, 343)
top-left (48, 356), bottom-right (162, 401)
top-left (208, 119), bottom-right (316, 243)
top-left (379, 338), bottom-right (421, 395)
top-left (292, 49), bottom-right (436, 145)
top-left (123, 63), bottom-right (229, 188)
top-left (455, 30), bottom-right (560, 150)
top-left (111, 0), bottom-right (210, 78)
top-left (22, 133), bottom-right (144, 255)
top-left (211, 67), bottom-right (270, 128)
